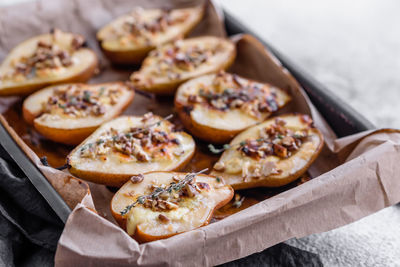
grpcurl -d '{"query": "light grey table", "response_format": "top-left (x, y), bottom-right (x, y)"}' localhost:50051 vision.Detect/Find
top-left (1, 0), bottom-right (399, 266)
top-left (218, 0), bottom-right (400, 266)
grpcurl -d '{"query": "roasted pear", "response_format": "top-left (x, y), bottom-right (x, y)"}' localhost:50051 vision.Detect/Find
top-left (0, 29), bottom-right (98, 96)
top-left (23, 82), bottom-right (134, 145)
top-left (97, 6), bottom-right (204, 65)
top-left (130, 36), bottom-right (236, 95)
top-left (67, 113), bottom-right (196, 186)
top-left (175, 71), bottom-right (291, 143)
top-left (210, 114), bottom-right (324, 189)
top-left (111, 171), bottom-right (233, 243)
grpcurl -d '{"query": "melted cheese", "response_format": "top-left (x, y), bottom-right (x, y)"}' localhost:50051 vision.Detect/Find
top-left (127, 205), bottom-right (192, 235)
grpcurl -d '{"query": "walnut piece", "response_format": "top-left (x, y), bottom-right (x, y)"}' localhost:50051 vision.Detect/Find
top-left (130, 174), bottom-right (144, 184)
top-left (158, 214), bottom-right (170, 223)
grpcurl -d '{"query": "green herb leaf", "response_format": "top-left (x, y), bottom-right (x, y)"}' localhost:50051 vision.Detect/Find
top-left (199, 89), bottom-right (212, 100)
top-left (294, 133), bottom-right (304, 139)
top-left (119, 169), bottom-right (208, 215)
top-left (83, 90), bottom-right (91, 102)
top-left (120, 203), bottom-right (135, 215)
top-left (232, 196), bottom-right (245, 208)
top-left (96, 139), bottom-right (104, 145)
top-left (208, 144), bottom-right (227, 154)
top-left (99, 87), bottom-right (106, 96)
top-left (85, 114), bottom-right (174, 154)
top-left (137, 196), bottom-right (145, 204)
top-left (69, 96), bottom-right (77, 105)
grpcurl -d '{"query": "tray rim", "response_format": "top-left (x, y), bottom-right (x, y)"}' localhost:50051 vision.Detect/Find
top-left (0, 10), bottom-right (375, 225)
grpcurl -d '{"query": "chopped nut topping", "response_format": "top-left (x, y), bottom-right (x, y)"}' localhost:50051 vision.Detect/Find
top-left (300, 114), bottom-right (313, 125)
top-left (242, 161), bottom-right (251, 181)
top-left (213, 161), bottom-right (225, 172)
top-left (71, 35), bottom-right (85, 50)
top-left (122, 190), bottom-right (136, 198)
top-left (108, 9), bottom-right (190, 47)
top-left (261, 161), bottom-right (277, 177)
top-left (238, 118), bottom-right (308, 159)
top-left (241, 160), bottom-right (280, 181)
top-left (158, 214), bottom-right (170, 223)
top-left (181, 183), bottom-right (198, 197)
top-left (273, 144), bottom-right (288, 158)
top-left (42, 84), bottom-right (122, 118)
top-left (188, 72), bottom-right (281, 118)
top-left (188, 94), bottom-right (200, 103)
top-left (130, 174), bottom-right (144, 184)
top-left (141, 112), bottom-right (154, 122)
top-left (80, 114), bottom-right (182, 163)
top-left (196, 182), bottom-right (211, 191)
top-left (143, 198), bottom-right (179, 211)
top-left (145, 40), bottom-right (217, 80)
top-left (3, 30), bottom-right (84, 81)
top-left (120, 170), bottom-right (209, 215)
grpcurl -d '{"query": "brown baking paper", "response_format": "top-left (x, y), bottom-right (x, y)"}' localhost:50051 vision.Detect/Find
top-left (1, 0), bottom-right (400, 266)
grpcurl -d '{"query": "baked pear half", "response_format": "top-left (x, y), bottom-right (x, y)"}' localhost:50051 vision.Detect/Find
top-left (0, 29), bottom-right (98, 96)
top-left (175, 71), bottom-right (291, 143)
top-left (130, 36), bottom-right (236, 95)
top-left (210, 114), bottom-right (324, 189)
top-left (97, 6), bottom-right (204, 65)
top-left (111, 171), bottom-right (233, 243)
top-left (67, 113), bottom-right (196, 186)
top-left (22, 82), bottom-right (134, 145)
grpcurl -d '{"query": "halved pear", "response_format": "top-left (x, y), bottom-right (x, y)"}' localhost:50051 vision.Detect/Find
top-left (67, 114), bottom-right (196, 187)
top-left (111, 171), bottom-right (233, 243)
top-left (22, 82), bottom-right (134, 145)
top-left (175, 72), bottom-right (291, 143)
top-left (210, 114), bottom-right (324, 189)
top-left (0, 29), bottom-right (98, 96)
top-left (130, 36), bottom-right (236, 95)
top-left (97, 6), bottom-right (204, 65)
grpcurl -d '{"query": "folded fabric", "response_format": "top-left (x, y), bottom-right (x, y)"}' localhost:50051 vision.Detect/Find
top-left (0, 144), bottom-right (322, 266)
top-left (0, 144), bottom-right (63, 267)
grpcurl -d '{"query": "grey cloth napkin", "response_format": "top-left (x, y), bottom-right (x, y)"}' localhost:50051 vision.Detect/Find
top-left (0, 144), bottom-right (322, 267)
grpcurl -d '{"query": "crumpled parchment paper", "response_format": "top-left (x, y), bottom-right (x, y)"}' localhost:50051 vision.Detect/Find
top-left (0, 0), bottom-right (399, 266)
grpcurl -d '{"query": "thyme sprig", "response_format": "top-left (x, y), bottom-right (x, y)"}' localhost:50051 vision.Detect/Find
top-left (208, 138), bottom-right (265, 154)
top-left (120, 168), bottom-right (208, 215)
top-left (232, 194), bottom-right (245, 208)
top-left (80, 114), bottom-right (173, 153)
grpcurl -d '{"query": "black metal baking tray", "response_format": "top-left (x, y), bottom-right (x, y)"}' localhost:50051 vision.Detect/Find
top-left (0, 10), bottom-right (375, 225)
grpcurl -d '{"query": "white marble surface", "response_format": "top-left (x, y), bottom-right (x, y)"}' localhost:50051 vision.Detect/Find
top-left (218, 0), bottom-right (400, 129)
top-left (1, 0), bottom-right (400, 266)
top-left (217, 1), bottom-right (400, 266)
